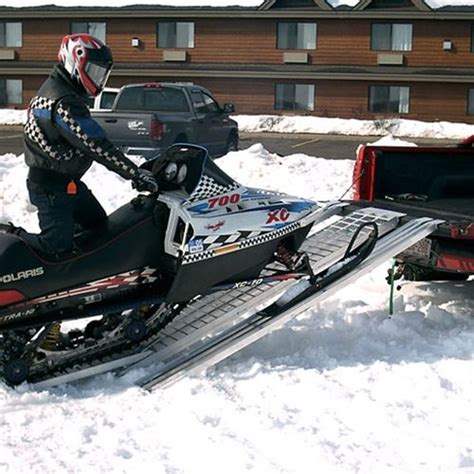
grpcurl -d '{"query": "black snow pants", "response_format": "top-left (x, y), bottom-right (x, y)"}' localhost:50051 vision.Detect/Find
top-left (23, 168), bottom-right (107, 256)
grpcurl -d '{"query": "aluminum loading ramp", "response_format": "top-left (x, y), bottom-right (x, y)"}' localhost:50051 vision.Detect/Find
top-left (128, 208), bottom-right (442, 391)
top-left (32, 207), bottom-right (442, 391)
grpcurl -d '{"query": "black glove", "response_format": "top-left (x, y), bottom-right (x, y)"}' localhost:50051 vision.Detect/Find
top-left (133, 169), bottom-right (159, 193)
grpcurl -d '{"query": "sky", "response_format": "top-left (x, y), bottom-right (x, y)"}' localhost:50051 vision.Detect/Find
top-left (1, 134), bottom-right (473, 473)
top-left (1, 0), bottom-right (474, 8)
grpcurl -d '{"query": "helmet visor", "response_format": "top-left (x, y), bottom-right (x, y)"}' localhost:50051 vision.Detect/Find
top-left (85, 62), bottom-right (112, 91)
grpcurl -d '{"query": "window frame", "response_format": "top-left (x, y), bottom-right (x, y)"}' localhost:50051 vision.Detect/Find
top-left (201, 92), bottom-right (220, 113)
top-left (0, 78), bottom-right (23, 105)
top-left (156, 21), bottom-right (195, 49)
top-left (275, 83), bottom-right (315, 112)
top-left (471, 24), bottom-right (474, 53)
top-left (468, 88), bottom-right (474, 116)
top-left (371, 22), bottom-right (413, 52)
top-left (0, 21), bottom-right (22, 48)
top-left (368, 85), bottom-right (410, 114)
top-left (70, 21), bottom-right (107, 43)
top-left (142, 87), bottom-right (191, 113)
top-left (276, 22), bottom-right (317, 50)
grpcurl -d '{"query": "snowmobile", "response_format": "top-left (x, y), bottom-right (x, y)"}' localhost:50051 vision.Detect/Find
top-left (0, 144), bottom-right (441, 389)
top-left (0, 143), bottom-right (335, 385)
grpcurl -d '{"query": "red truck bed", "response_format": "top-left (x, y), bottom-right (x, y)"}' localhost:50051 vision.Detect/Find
top-left (352, 137), bottom-right (474, 278)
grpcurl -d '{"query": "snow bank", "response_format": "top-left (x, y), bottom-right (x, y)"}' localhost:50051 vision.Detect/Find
top-left (235, 114), bottom-right (474, 140)
top-left (219, 143), bottom-right (353, 201)
top-left (0, 109), bottom-right (27, 125)
top-left (3, 109), bottom-right (474, 140)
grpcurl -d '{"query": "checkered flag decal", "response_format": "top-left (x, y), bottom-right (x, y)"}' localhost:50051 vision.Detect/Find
top-left (193, 230), bottom-right (270, 251)
top-left (185, 175), bottom-right (239, 204)
top-left (239, 222), bottom-right (301, 248)
top-left (24, 97), bottom-right (77, 161)
top-left (56, 103), bottom-right (137, 178)
top-left (182, 222), bottom-right (302, 264)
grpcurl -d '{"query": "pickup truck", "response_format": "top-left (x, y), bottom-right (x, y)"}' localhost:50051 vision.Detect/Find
top-left (353, 136), bottom-right (474, 280)
top-left (88, 87), bottom-right (119, 112)
top-left (91, 83), bottom-right (239, 159)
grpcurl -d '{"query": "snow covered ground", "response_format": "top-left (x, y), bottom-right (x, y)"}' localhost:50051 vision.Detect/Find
top-left (236, 115), bottom-right (474, 140)
top-left (0, 138), bottom-right (473, 473)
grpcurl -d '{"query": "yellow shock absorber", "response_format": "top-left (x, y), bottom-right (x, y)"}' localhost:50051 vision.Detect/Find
top-left (138, 306), bottom-right (152, 316)
top-left (39, 322), bottom-right (61, 351)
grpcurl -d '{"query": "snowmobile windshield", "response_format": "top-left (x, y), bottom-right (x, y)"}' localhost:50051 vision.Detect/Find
top-left (163, 144), bottom-right (238, 195)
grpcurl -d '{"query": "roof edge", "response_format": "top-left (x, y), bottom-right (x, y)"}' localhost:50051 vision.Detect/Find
top-left (354, 0), bottom-right (431, 11)
top-left (259, 0), bottom-right (333, 10)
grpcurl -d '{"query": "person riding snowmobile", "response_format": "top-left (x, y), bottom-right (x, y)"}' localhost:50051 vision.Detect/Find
top-left (17, 33), bottom-right (158, 256)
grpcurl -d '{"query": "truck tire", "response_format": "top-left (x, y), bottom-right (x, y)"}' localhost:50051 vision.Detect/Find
top-left (226, 133), bottom-right (239, 153)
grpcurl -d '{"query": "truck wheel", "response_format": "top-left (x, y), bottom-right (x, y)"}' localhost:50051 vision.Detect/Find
top-left (226, 133), bottom-right (239, 153)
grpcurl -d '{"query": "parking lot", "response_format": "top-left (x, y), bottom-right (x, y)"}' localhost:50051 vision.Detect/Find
top-left (0, 126), bottom-right (458, 159)
top-left (239, 131), bottom-right (458, 160)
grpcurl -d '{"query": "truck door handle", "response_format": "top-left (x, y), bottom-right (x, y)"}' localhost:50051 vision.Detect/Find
top-left (104, 119), bottom-right (118, 123)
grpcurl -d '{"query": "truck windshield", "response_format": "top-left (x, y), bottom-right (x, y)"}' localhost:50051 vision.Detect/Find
top-left (100, 91), bottom-right (118, 109)
top-left (115, 86), bottom-right (190, 112)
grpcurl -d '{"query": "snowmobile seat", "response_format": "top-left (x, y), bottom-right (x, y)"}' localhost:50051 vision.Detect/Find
top-left (0, 234), bottom-right (30, 266)
top-left (73, 195), bottom-right (157, 253)
top-left (0, 195), bottom-right (166, 268)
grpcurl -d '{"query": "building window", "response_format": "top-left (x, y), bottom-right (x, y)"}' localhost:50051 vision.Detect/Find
top-left (277, 22), bottom-right (317, 50)
top-left (468, 89), bottom-right (474, 115)
top-left (71, 22), bottom-right (106, 43)
top-left (275, 84), bottom-right (315, 111)
top-left (369, 85), bottom-right (410, 114)
top-left (371, 23), bottom-right (412, 51)
top-left (0, 79), bottom-right (23, 105)
top-left (157, 22), bottom-right (194, 48)
top-left (0, 22), bottom-right (22, 48)
top-left (471, 24), bottom-right (474, 52)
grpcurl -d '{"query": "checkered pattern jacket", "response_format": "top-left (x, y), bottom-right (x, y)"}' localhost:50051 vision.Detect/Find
top-left (24, 65), bottom-right (138, 181)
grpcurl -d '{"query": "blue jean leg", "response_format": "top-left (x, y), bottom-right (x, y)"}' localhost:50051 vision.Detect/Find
top-left (28, 190), bottom-right (76, 255)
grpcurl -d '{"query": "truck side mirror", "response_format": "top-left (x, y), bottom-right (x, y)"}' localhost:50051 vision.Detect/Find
top-left (222, 103), bottom-right (235, 114)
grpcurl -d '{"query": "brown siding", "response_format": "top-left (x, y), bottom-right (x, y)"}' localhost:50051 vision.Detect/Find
top-left (410, 82), bottom-right (471, 121)
top-left (106, 76), bottom-right (474, 123)
top-left (14, 18), bottom-right (474, 67)
top-left (22, 76), bottom-right (45, 104)
top-left (5, 15), bottom-right (474, 123)
top-left (20, 19), bottom-right (70, 61)
top-left (410, 20), bottom-right (474, 67)
top-left (15, 73), bottom-right (474, 123)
